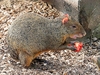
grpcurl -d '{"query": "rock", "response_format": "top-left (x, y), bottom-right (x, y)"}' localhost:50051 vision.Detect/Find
top-left (93, 24), bottom-right (100, 38)
top-left (79, 0), bottom-right (100, 39)
top-left (41, 0), bottom-right (79, 21)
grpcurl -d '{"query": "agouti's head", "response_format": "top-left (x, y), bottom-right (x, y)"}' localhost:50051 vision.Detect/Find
top-left (62, 15), bottom-right (86, 39)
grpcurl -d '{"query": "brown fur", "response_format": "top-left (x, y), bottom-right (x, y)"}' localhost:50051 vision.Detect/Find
top-left (7, 13), bottom-right (86, 67)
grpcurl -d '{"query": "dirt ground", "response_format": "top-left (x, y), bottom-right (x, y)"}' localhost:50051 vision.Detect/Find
top-left (0, 0), bottom-right (100, 75)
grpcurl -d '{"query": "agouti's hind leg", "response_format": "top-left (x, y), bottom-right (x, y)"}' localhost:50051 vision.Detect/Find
top-left (9, 47), bottom-right (19, 61)
top-left (19, 51), bottom-right (33, 68)
top-left (19, 50), bottom-right (49, 68)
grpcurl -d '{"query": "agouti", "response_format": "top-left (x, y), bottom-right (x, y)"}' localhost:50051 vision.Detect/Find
top-left (7, 13), bottom-right (86, 67)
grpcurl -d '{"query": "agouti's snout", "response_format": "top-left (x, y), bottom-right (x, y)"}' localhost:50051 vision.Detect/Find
top-left (78, 30), bottom-right (86, 38)
top-left (82, 31), bottom-right (86, 36)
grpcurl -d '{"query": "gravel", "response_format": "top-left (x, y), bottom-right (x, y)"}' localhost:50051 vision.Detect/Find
top-left (0, 0), bottom-right (100, 75)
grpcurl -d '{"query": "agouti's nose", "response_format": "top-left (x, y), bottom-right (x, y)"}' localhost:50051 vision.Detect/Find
top-left (82, 31), bottom-right (86, 36)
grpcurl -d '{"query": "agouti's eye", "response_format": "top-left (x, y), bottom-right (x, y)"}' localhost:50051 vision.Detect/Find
top-left (72, 25), bottom-right (77, 29)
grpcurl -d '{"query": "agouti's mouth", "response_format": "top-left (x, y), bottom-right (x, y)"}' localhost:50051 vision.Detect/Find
top-left (70, 34), bottom-right (83, 39)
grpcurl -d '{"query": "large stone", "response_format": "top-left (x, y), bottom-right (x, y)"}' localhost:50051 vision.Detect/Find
top-left (42, 0), bottom-right (79, 21)
top-left (79, 0), bottom-right (100, 34)
top-left (93, 24), bottom-right (100, 38)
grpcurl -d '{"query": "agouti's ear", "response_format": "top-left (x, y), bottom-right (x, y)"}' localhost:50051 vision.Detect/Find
top-left (62, 14), bottom-right (69, 24)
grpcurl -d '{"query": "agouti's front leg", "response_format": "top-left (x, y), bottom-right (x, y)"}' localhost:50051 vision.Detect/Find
top-left (58, 41), bottom-right (76, 50)
top-left (58, 44), bottom-right (75, 50)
